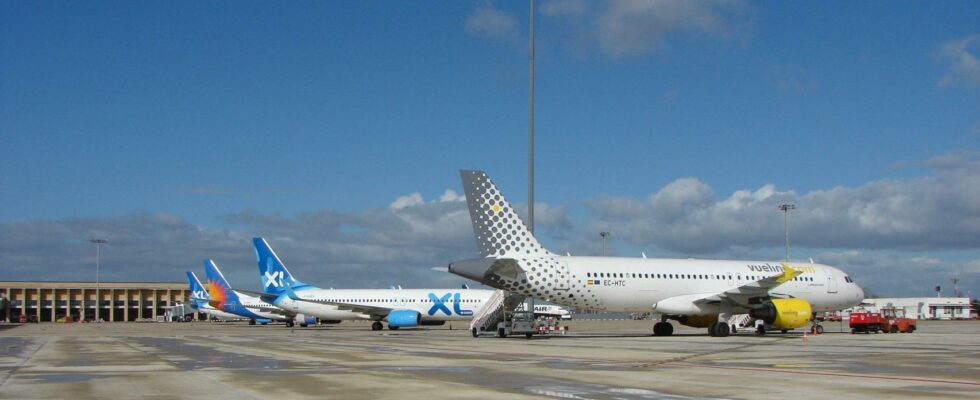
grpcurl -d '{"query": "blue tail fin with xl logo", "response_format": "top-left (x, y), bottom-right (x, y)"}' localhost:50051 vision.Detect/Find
top-left (254, 237), bottom-right (316, 295)
top-left (185, 271), bottom-right (210, 306)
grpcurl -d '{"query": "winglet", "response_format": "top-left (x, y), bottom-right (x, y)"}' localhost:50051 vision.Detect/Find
top-left (775, 263), bottom-right (801, 283)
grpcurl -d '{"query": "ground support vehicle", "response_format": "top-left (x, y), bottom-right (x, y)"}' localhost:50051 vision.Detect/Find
top-left (849, 311), bottom-right (883, 334)
top-left (881, 307), bottom-right (916, 333)
top-left (497, 311), bottom-right (538, 339)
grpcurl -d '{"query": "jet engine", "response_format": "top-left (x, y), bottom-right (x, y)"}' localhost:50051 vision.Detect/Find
top-left (749, 298), bottom-right (812, 329)
top-left (675, 315), bottom-right (718, 328)
top-left (386, 310), bottom-right (421, 328)
top-left (295, 313), bottom-right (317, 327)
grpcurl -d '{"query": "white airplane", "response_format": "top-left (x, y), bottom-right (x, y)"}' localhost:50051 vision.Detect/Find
top-left (254, 237), bottom-right (498, 331)
top-left (203, 260), bottom-right (316, 327)
top-left (448, 170), bottom-right (865, 337)
top-left (184, 271), bottom-right (240, 321)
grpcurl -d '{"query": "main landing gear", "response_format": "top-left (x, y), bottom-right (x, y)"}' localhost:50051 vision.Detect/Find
top-left (371, 321), bottom-right (383, 331)
top-left (285, 320), bottom-right (294, 328)
top-left (708, 322), bottom-right (730, 337)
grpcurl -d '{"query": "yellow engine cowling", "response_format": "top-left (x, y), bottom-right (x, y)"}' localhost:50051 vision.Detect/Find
top-left (749, 298), bottom-right (812, 329)
top-left (676, 314), bottom-right (718, 328)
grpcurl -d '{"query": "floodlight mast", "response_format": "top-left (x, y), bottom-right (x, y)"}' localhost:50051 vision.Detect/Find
top-left (778, 204), bottom-right (795, 261)
top-left (599, 231), bottom-right (610, 256)
top-left (526, 0), bottom-right (536, 320)
top-left (90, 238), bottom-right (108, 322)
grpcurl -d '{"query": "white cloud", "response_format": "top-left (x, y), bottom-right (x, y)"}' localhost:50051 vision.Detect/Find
top-left (438, 189), bottom-right (465, 202)
top-left (465, 0), bottom-right (751, 59)
top-left (465, 5), bottom-right (519, 42)
top-left (541, 0), bottom-right (588, 17)
top-left (938, 33), bottom-right (980, 88)
top-left (587, 152), bottom-right (980, 253)
top-left (816, 250), bottom-right (979, 298)
top-left (595, 0), bottom-right (748, 57)
top-left (389, 192), bottom-right (424, 210)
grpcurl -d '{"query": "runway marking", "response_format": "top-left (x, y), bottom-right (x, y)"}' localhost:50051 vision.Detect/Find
top-left (670, 362), bottom-right (980, 387)
top-left (0, 337), bottom-right (46, 388)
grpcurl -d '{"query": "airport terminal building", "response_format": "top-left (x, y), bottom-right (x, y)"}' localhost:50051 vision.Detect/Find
top-left (844, 297), bottom-right (975, 320)
top-left (0, 281), bottom-right (188, 322)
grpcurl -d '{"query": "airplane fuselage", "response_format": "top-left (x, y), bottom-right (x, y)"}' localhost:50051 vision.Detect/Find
top-left (561, 257), bottom-right (863, 313)
top-left (273, 289), bottom-right (495, 322)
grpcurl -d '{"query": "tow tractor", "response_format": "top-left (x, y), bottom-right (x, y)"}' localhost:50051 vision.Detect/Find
top-left (497, 310), bottom-right (538, 339)
top-left (881, 307), bottom-right (916, 333)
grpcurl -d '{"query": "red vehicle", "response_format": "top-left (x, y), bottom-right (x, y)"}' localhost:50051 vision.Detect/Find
top-left (849, 311), bottom-right (883, 334)
top-left (881, 307), bottom-right (916, 333)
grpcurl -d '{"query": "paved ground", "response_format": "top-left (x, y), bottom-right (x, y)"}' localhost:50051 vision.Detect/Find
top-left (0, 319), bottom-right (977, 399)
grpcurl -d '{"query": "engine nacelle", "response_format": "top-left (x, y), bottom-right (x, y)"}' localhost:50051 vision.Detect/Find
top-left (387, 310), bottom-right (421, 328)
top-left (295, 314), bottom-right (317, 326)
top-left (749, 298), bottom-right (812, 329)
top-left (675, 315), bottom-right (718, 328)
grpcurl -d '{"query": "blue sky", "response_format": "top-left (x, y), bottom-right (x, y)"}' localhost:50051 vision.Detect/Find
top-left (1, 1), bottom-right (978, 297)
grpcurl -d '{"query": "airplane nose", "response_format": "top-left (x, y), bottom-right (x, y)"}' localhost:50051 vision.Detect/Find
top-left (856, 285), bottom-right (866, 301)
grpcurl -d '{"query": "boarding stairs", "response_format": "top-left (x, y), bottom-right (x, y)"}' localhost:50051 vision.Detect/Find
top-left (469, 290), bottom-right (525, 334)
top-left (729, 313), bottom-right (754, 331)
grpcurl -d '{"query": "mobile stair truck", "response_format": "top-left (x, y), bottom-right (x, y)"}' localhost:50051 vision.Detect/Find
top-left (469, 290), bottom-right (540, 339)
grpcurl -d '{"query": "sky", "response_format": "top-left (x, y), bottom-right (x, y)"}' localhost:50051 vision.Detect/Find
top-left (1, 1), bottom-right (978, 298)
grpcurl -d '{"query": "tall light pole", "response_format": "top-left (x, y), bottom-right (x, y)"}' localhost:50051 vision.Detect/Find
top-left (91, 238), bottom-right (108, 322)
top-left (778, 204), bottom-right (795, 261)
top-left (599, 231), bottom-right (610, 256)
top-left (527, 0), bottom-right (535, 235)
top-left (522, 0), bottom-right (536, 319)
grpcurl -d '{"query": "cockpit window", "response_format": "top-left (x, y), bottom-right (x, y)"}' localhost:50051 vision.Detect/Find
top-left (845, 276), bottom-right (853, 283)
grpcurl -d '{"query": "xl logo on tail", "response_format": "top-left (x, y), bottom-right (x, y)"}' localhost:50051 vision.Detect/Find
top-left (264, 270), bottom-right (284, 288)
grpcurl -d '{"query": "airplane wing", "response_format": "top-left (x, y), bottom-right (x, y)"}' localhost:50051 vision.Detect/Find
top-left (682, 264), bottom-right (802, 306)
top-left (715, 263), bottom-right (801, 299)
top-left (234, 289), bottom-right (279, 303)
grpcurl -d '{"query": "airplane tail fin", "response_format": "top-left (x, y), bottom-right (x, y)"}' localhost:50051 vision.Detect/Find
top-left (186, 271), bottom-right (210, 303)
top-left (253, 237), bottom-right (312, 295)
top-left (202, 259), bottom-right (241, 306)
top-left (459, 170), bottom-right (552, 258)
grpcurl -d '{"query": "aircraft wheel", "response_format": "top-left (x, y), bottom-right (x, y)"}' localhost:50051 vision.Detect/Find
top-left (249, 319), bottom-right (256, 326)
top-left (716, 322), bottom-right (730, 337)
top-left (286, 320), bottom-right (294, 328)
top-left (371, 321), bottom-right (383, 331)
top-left (815, 325), bottom-right (824, 334)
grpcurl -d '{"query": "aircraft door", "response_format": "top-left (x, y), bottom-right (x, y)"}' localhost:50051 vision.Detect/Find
top-left (826, 270), bottom-right (839, 294)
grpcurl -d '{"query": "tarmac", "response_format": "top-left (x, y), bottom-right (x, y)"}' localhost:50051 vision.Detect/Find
top-left (0, 319), bottom-right (977, 399)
